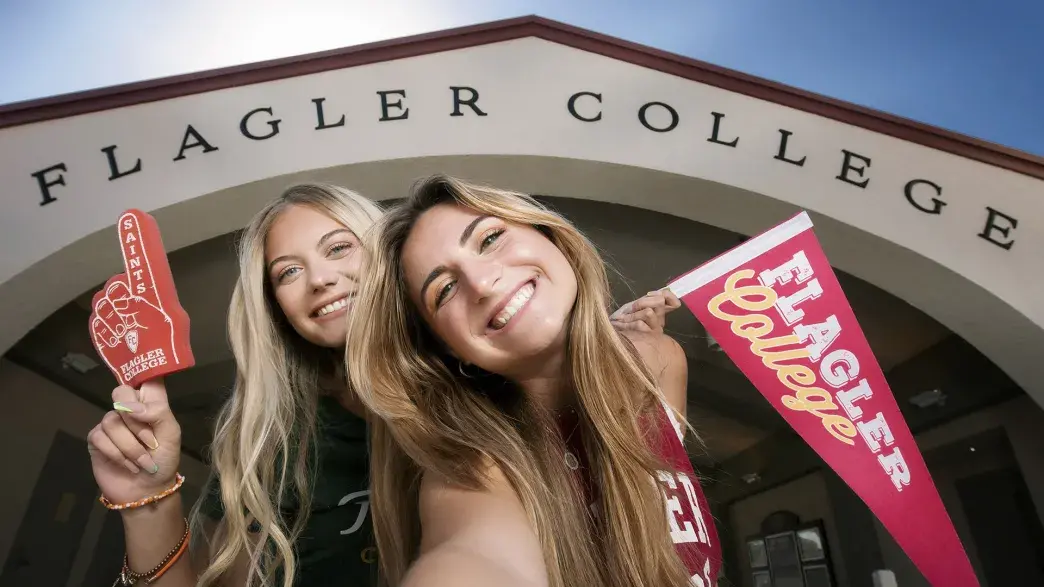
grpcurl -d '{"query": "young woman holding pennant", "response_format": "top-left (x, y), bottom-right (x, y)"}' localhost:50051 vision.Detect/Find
top-left (84, 182), bottom-right (679, 587)
top-left (347, 175), bottom-right (720, 587)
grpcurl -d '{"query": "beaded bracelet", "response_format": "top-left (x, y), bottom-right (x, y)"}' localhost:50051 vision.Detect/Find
top-left (114, 517), bottom-right (190, 586)
top-left (100, 473), bottom-right (186, 511)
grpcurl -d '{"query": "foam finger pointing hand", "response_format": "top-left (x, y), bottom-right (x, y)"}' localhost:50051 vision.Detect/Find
top-left (92, 317), bottom-right (119, 348)
top-left (118, 212), bottom-right (159, 308)
top-left (92, 289), bottom-right (125, 338)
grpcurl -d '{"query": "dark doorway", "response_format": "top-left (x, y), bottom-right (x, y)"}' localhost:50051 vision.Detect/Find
top-left (80, 511), bottom-right (125, 587)
top-left (956, 465), bottom-right (1044, 585)
top-left (0, 430), bottom-right (98, 587)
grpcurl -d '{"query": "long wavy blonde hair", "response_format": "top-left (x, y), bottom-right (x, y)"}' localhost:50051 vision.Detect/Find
top-left (347, 175), bottom-right (694, 587)
top-left (189, 182), bottom-right (385, 587)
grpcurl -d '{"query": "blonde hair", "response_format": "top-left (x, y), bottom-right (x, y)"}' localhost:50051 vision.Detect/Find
top-left (190, 183), bottom-right (385, 587)
top-left (347, 175), bottom-right (694, 587)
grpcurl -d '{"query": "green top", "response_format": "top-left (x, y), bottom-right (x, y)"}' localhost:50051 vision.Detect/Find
top-left (197, 396), bottom-right (377, 586)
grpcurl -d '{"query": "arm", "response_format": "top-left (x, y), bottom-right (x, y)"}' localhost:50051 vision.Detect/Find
top-left (88, 379), bottom-right (251, 586)
top-left (403, 466), bottom-right (548, 587)
top-left (119, 494), bottom-right (197, 585)
top-left (622, 330), bottom-right (689, 423)
top-left (119, 488), bottom-right (253, 587)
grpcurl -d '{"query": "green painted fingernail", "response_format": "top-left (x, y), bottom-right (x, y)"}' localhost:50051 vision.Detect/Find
top-left (113, 402), bottom-right (134, 413)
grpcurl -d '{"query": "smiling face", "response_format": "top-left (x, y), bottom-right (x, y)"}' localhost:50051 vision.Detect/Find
top-left (265, 204), bottom-right (364, 349)
top-left (401, 202), bottom-right (578, 378)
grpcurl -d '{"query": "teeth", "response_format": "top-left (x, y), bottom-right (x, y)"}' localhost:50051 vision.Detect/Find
top-left (317, 297), bottom-right (349, 316)
top-left (491, 283), bottom-right (534, 329)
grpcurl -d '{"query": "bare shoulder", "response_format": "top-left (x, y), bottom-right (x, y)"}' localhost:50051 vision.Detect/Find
top-left (621, 330), bottom-right (689, 417)
top-left (412, 463), bottom-right (546, 587)
top-left (416, 462), bottom-right (525, 546)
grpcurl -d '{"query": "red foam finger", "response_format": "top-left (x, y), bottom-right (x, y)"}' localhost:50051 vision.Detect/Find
top-left (92, 317), bottom-right (119, 348)
top-left (92, 285), bottom-right (126, 337)
top-left (87, 210), bottom-right (195, 388)
top-left (118, 212), bottom-right (159, 308)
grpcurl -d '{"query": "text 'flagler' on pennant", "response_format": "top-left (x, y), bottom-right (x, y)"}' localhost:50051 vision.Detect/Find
top-left (667, 211), bottom-right (978, 587)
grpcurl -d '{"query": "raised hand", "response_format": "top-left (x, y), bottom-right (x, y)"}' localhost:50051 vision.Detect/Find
top-left (610, 289), bottom-right (682, 333)
top-left (89, 210), bottom-right (194, 388)
top-left (87, 379), bottom-right (182, 505)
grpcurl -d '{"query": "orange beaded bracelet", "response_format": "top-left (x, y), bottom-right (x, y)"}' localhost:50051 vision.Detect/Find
top-left (100, 473), bottom-right (185, 511)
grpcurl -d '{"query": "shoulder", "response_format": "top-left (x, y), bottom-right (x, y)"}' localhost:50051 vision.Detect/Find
top-left (621, 330), bottom-right (689, 417)
top-left (417, 463), bottom-right (530, 548)
top-left (414, 463), bottom-right (545, 585)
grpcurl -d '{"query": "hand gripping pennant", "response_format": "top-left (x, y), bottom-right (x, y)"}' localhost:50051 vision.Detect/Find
top-left (89, 210), bottom-right (195, 387)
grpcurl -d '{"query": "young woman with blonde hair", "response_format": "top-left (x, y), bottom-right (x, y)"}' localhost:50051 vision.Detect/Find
top-left (348, 175), bottom-right (720, 587)
top-left (85, 181), bottom-right (677, 587)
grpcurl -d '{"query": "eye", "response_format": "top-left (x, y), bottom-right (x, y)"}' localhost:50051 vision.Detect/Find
top-left (434, 280), bottom-right (455, 309)
top-left (328, 242), bottom-right (355, 256)
top-left (479, 228), bottom-right (504, 252)
top-left (276, 265), bottom-right (300, 283)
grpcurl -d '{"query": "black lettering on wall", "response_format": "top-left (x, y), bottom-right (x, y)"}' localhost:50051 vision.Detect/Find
top-left (377, 90), bottom-right (409, 121)
top-left (567, 91), bottom-right (602, 122)
top-left (836, 149), bottom-right (871, 188)
top-left (904, 179), bottom-right (946, 215)
top-left (774, 130), bottom-right (805, 166)
top-left (173, 125), bottom-right (219, 161)
top-left (100, 145), bottom-right (142, 181)
top-left (450, 86), bottom-right (487, 117)
top-left (638, 102), bottom-right (678, 133)
top-left (312, 98), bottom-right (346, 130)
top-left (978, 207), bottom-right (1018, 250)
top-left (31, 163), bottom-right (67, 206)
top-left (240, 107), bottom-right (282, 141)
top-left (708, 112), bottom-right (739, 147)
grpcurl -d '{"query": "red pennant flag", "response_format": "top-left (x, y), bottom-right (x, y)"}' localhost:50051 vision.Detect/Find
top-left (668, 211), bottom-right (978, 587)
top-left (89, 209), bottom-right (194, 387)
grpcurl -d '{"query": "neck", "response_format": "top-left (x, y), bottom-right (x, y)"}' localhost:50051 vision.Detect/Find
top-left (319, 350), bottom-right (368, 418)
top-left (512, 345), bottom-right (574, 412)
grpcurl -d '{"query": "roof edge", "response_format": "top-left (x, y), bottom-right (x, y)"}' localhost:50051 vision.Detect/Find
top-left (2, 14), bottom-right (1042, 180)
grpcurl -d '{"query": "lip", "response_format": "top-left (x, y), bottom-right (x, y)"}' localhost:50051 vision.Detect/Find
top-left (484, 278), bottom-right (537, 335)
top-left (311, 293), bottom-right (355, 319)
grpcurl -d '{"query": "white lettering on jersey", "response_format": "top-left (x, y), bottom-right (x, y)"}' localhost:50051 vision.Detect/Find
top-left (657, 471), bottom-right (711, 546)
top-left (690, 558), bottom-right (713, 586)
top-left (337, 489), bottom-right (371, 535)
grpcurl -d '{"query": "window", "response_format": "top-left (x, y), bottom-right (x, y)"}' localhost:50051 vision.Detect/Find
top-left (746, 522), bottom-right (834, 587)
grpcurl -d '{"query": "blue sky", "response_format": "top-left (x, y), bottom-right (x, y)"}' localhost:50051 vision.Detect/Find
top-left (2, 0), bottom-right (1041, 156)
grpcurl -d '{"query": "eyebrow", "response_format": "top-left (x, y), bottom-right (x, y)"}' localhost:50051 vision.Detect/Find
top-left (266, 228), bottom-right (355, 273)
top-left (459, 215), bottom-right (490, 246)
top-left (419, 215), bottom-right (492, 303)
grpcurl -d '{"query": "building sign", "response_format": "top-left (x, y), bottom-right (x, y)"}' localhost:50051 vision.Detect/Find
top-left (25, 86), bottom-right (1020, 253)
top-left (0, 35), bottom-right (1040, 404)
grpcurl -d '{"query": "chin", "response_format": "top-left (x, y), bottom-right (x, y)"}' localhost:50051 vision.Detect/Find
top-left (292, 324), bottom-right (345, 350)
top-left (499, 319), bottom-right (570, 363)
top-left (318, 330), bottom-right (347, 349)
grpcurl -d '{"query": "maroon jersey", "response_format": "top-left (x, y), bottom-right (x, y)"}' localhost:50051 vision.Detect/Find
top-left (560, 400), bottom-right (722, 586)
top-left (651, 398), bottom-right (723, 585)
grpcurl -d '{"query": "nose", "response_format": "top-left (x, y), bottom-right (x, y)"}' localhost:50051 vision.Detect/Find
top-left (309, 265), bottom-right (340, 292)
top-left (458, 257), bottom-right (502, 301)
